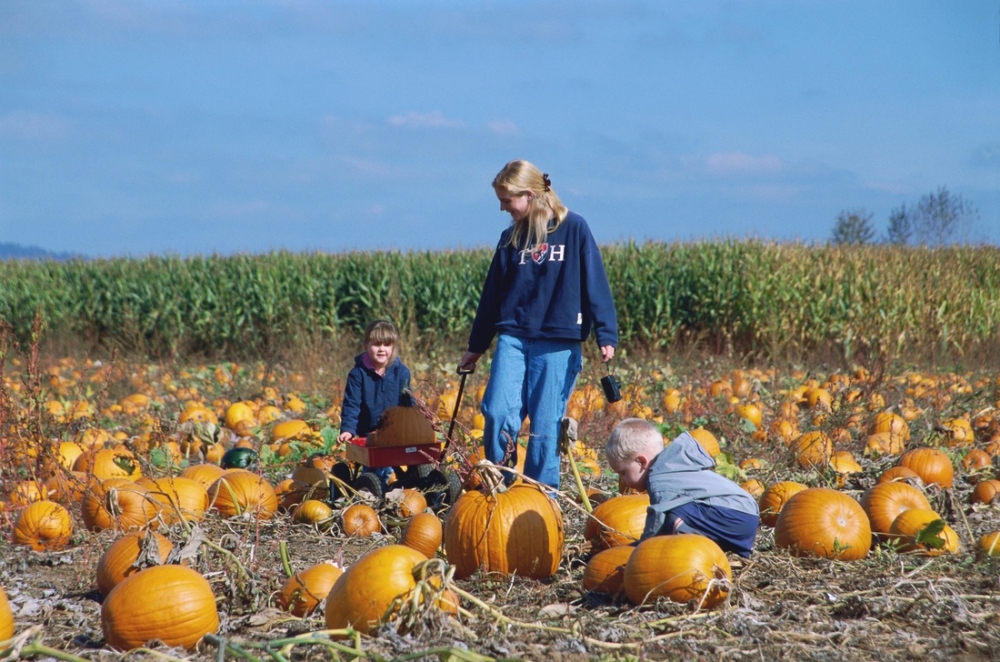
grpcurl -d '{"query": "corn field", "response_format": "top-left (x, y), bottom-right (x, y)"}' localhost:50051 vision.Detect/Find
top-left (1, 241), bottom-right (998, 361)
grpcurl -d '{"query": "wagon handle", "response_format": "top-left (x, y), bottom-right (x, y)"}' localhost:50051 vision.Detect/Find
top-left (445, 368), bottom-right (473, 448)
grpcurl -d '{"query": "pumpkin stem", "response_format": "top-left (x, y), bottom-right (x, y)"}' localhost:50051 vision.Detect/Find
top-left (473, 460), bottom-right (507, 495)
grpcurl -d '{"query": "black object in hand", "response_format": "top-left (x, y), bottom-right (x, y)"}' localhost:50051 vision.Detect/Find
top-left (601, 374), bottom-right (622, 403)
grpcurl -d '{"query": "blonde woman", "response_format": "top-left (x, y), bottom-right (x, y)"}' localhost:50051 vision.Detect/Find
top-left (458, 160), bottom-right (618, 489)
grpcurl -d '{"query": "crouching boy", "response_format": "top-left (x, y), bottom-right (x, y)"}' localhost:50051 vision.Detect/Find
top-left (605, 418), bottom-right (759, 557)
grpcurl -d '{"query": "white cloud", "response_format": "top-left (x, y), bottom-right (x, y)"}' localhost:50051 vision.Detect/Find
top-left (388, 111), bottom-right (463, 129)
top-left (0, 111), bottom-right (69, 140)
top-left (705, 151), bottom-right (783, 175)
top-left (487, 118), bottom-right (520, 136)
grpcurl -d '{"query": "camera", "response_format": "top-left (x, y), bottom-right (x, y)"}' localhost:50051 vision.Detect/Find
top-left (600, 374), bottom-right (622, 403)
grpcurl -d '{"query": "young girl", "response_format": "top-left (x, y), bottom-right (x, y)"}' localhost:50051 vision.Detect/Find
top-left (338, 319), bottom-right (413, 447)
top-left (458, 160), bottom-right (618, 489)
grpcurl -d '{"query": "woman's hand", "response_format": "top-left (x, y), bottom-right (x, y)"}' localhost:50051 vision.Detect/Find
top-left (600, 345), bottom-right (616, 363)
top-left (458, 351), bottom-right (482, 372)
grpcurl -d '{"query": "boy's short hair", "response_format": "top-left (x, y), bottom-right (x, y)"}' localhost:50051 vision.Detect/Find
top-left (605, 418), bottom-right (665, 464)
top-left (363, 319), bottom-right (399, 347)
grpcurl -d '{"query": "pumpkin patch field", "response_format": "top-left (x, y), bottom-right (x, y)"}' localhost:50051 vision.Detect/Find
top-left (2, 347), bottom-right (1000, 661)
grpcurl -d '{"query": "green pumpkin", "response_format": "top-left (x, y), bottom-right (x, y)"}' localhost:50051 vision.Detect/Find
top-left (221, 447), bottom-right (259, 470)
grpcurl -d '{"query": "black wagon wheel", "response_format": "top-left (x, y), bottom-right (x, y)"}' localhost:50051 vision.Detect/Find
top-left (392, 463), bottom-right (434, 490)
top-left (422, 468), bottom-right (463, 513)
top-left (352, 471), bottom-right (385, 501)
top-left (327, 462), bottom-right (356, 505)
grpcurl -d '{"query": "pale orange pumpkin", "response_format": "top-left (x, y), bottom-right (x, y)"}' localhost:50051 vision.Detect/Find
top-left (292, 499), bottom-right (334, 528)
top-left (583, 545), bottom-right (634, 595)
top-left (791, 431), bottom-right (833, 469)
top-left (978, 531), bottom-right (1000, 557)
top-left (865, 432), bottom-right (906, 457)
top-left (101, 565), bottom-right (219, 651)
top-left (400, 512), bottom-right (443, 558)
top-left (896, 447), bottom-right (954, 488)
top-left (623, 534), bottom-right (731, 608)
top-left (207, 470), bottom-right (278, 520)
top-left (867, 412), bottom-right (910, 443)
top-left (688, 428), bottom-right (721, 458)
top-left (12, 500), bottom-right (74, 552)
top-left (960, 449), bottom-right (992, 479)
top-left (860, 481), bottom-right (933, 539)
top-left (96, 531), bottom-right (174, 596)
top-left (969, 479), bottom-right (1000, 505)
top-left (877, 466), bottom-right (922, 485)
top-left (887, 509), bottom-right (960, 556)
top-left (324, 544), bottom-right (434, 634)
top-left (342, 503), bottom-right (381, 537)
top-left (444, 484), bottom-right (564, 580)
top-left (583, 493), bottom-right (650, 550)
top-left (397, 488), bottom-right (428, 518)
top-left (758, 481), bottom-right (807, 527)
top-left (739, 478), bottom-right (766, 499)
top-left (278, 561), bottom-right (344, 617)
top-left (774, 488), bottom-right (871, 561)
top-left (0, 585), bottom-right (13, 648)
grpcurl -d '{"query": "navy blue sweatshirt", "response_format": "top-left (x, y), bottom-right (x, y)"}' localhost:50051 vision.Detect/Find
top-left (468, 211), bottom-right (618, 353)
top-left (339, 354), bottom-right (412, 438)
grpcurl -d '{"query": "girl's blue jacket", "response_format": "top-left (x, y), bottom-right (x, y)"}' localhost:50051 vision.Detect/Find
top-left (339, 354), bottom-right (412, 438)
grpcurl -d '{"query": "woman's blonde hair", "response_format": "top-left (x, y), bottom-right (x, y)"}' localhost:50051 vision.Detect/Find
top-left (363, 319), bottom-right (399, 357)
top-left (492, 160), bottom-right (569, 250)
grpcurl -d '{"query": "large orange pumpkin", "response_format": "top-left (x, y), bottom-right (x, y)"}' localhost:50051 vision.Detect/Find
top-left (81, 478), bottom-right (160, 532)
top-left (324, 545), bottom-right (432, 633)
top-left (860, 481), bottom-right (933, 538)
top-left (278, 561), bottom-right (344, 617)
top-left (583, 494), bottom-right (651, 550)
top-left (623, 534), bottom-right (731, 608)
top-left (101, 565), bottom-right (219, 651)
top-left (583, 545), bottom-right (634, 595)
top-left (896, 447), bottom-right (954, 489)
top-left (180, 463), bottom-right (227, 488)
top-left (73, 446), bottom-right (143, 481)
top-left (758, 481), bottom-right (808, 527)
top-left (774, 488), bottom-right (871, 561)
top-left (12, 500), bottom-right (74, 552)
top-left (145, 476), bottom-right (209, 524)
top-left (207, 470), bottom-right (278, 520)
top-left (444, 484), bottom-right (564, 580)
top-left (96, 531), bottom-right (174, 596)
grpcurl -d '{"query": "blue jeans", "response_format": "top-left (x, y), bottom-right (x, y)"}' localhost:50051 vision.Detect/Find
top-left (480, 334), bottom-right (582, 488)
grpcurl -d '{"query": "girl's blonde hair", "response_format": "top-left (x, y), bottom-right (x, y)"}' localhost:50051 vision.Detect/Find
top-left (605, 418), bottom-right (665, 465)
top-left (492, 160), bottom-right (569, 250)
top-left (363, 319), bottom-right (399, 356)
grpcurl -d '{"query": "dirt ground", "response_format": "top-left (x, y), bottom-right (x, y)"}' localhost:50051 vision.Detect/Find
top-left (3, 351), bottom-right (1000, 661)
top-left (3, 461), bottom-right (1000, 662)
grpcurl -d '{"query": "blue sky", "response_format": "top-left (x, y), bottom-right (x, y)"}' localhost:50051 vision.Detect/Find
top-left (1, 1), bottom-right (998, 257)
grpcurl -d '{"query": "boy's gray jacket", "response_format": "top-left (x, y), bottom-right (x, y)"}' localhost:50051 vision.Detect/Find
top-left (643, 432), bottom-right (759, 539)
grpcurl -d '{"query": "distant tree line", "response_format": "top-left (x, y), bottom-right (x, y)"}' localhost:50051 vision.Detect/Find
top-left (830, 186), bottom-right (982, 246)
top-left (0, 242), bottom-right (82, 261)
